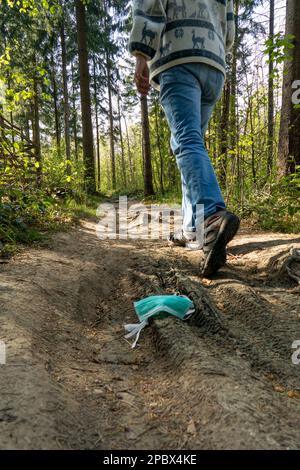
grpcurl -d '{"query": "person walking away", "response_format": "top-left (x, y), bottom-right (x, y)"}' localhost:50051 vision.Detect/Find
top-left (128, 0), bottom-right (240, 276)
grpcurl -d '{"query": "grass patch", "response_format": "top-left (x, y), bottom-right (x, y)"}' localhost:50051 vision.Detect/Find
top-left (0, 192), bottom-right (105, 258)
top-left (63, 194), bottom-right (104, 221)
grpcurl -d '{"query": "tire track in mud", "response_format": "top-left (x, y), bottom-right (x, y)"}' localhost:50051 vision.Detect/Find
top-left (112, 224), bottom-right (300, 448)
top-left (150, 278), bottom-right (300, 448)
top-left (169, 271), bottom-right (299, 388)
top-left (147, 233), bottom-right (300, 449)
top-left (0, 219), bottom-right (299, 449)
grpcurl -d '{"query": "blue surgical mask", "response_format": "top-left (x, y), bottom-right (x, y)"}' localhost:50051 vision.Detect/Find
top-left (124, 295), bottom-right (194, 348)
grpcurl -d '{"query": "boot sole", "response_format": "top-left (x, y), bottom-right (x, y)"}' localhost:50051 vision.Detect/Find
top-left (202, 213), bottom-right (240, 277)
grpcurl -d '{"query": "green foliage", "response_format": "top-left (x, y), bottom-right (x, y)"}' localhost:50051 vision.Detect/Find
top-left (229, 169), bottom-right (300, 233)
top-left (0, 140), bottom-right (84, 253)
top-left (0, 187), bottom-right (53, 246)
top-left (265, 32), bottom-right (295, 78)
top-left (3, 0), bottom-right (60, 16)
top-left (42, 149), bottom-right (85, 196)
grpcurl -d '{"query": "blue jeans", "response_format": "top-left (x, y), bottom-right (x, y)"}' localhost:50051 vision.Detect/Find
top-left (159, 63), bottom-right (226, 234)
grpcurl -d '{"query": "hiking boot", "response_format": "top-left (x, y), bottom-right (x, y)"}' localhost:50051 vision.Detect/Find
top-left (201, 210), bottom-right (240, 277)
top-left (168, 229), bottom-right (196, 248)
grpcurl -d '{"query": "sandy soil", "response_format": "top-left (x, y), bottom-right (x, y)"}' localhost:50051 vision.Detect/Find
top-left (0, 206), bottom-right (300, 449)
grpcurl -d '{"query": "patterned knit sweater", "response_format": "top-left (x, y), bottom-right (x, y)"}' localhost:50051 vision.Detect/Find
top-left (128, 0), bottom-right (235, 89)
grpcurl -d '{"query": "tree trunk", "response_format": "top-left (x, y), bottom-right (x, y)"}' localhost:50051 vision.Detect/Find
top-left (229, 0), bottom-right (239, 188)
top-left (140, 95), bottom-right (155, 197)
top-left (75, 0), bottom-right (95, 193)
top-left (117, 94), bottom-right (127, 188)
top-left (218, 80), bottom-right (231, 187)
top-left (106, 50), bottom-right (116, 190)
top-left (93, 56), bottom-right (101, 191)
top-left (0, 110), bottom-right (3, 135)
top-left (7, 76), bottom-right (15, 146)
top-left (248, 96), bottom-right (256, 183)
top-left (25, 113), bottom-right (30, 141)
top-left (278, 0), bottom-right (300, 176)
top-left (124, 114), bottom-right (134, 184)
top-left (61, 15), bottom-right (71, 173)
top-left (154, 97), bottom-right (164, 194)
top-left (168, 141), bottom-right (176, 190)
top-left (33, 68), bottom-right (42, 187)
top-left (51, 52), bottom-right (61, 156)
top-left (267, 0), bottom-right (275, 177)
top-left (71, 62), bottom-right (79, 161)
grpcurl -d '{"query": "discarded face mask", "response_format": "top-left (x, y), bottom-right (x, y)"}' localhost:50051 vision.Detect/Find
top-left (124, 295), bottom-right (195, 348)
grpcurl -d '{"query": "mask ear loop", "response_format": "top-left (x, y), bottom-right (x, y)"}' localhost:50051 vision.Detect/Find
top-left (178, 295), bottom-right (195, 320)
top-left (183, 307), bottom-right (195, 320)
top-left (124, 320), bottom-right (148, 348)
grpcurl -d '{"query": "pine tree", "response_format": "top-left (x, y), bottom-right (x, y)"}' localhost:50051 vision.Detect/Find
top-left (278, 0), bottom-right (300, 176)
top-left (75, 0), bottom-right (95, 193)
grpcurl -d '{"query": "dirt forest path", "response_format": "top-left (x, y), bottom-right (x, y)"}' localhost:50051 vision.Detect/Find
top-left (1, 203), bottom-right (300, 450)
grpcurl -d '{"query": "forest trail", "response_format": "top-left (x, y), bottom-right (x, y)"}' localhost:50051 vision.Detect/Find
top-left (1, 204), bottom-right (300, 450)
